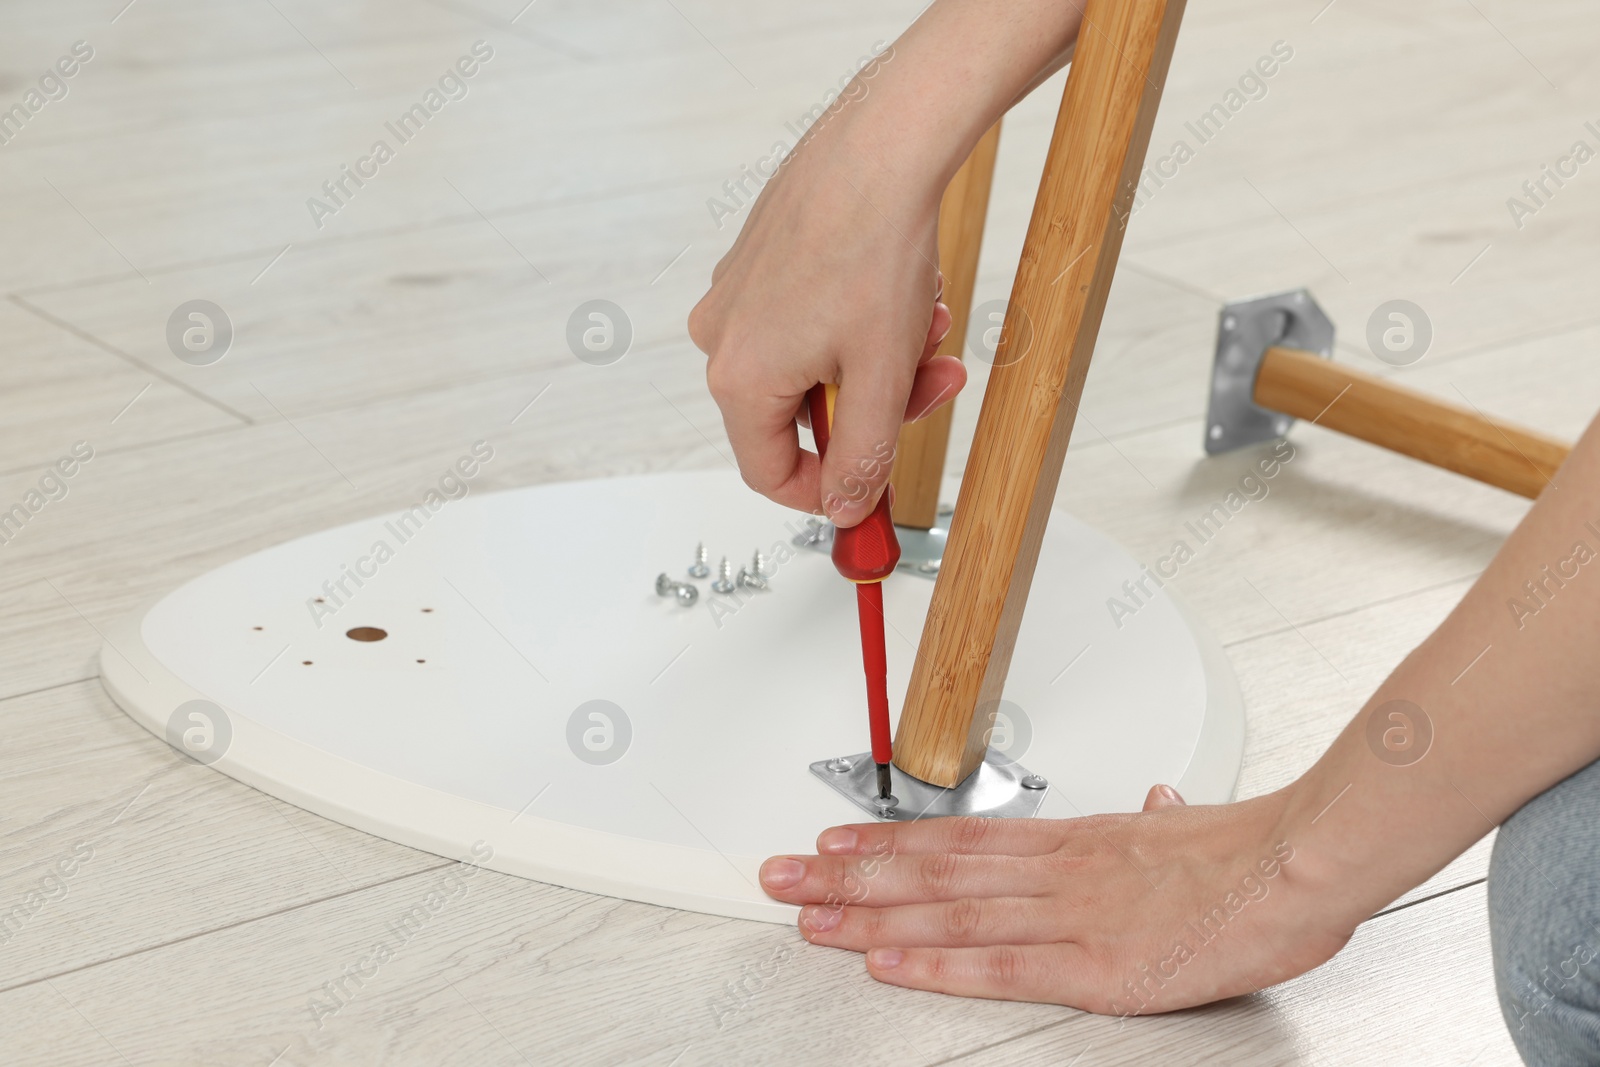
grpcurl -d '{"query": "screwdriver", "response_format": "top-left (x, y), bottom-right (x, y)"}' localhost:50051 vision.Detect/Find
top-left (807, 383), bottom-right (901, 801)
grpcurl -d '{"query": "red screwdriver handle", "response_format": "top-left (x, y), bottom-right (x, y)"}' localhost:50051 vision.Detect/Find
top-left (807, 383), bottom-right (901, 583)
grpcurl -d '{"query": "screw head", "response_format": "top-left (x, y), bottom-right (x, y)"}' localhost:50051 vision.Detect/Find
top-left (737, 568), bottom-right (768, 591)
top-left (1020, 774), bottom-right (1048, 790)
top-left (873, 794), bottom-right (899, 817)
top-left (825, 757), bottom-right (854, 774)
top-left (655, 573), bottom-right (675, 597)
top-left (674, 584), bottom-right (697, 607)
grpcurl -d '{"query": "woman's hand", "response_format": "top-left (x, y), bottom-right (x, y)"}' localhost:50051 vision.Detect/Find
top-left (758, 785), bottom-right (1359, 1015)
top-left (688, 119), bottom-right (964, 527)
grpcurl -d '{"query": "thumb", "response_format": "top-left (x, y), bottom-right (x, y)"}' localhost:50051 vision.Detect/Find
top-left (819, 367), bottom-right (908, 528)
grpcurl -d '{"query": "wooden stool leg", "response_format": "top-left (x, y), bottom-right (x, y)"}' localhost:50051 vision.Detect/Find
top-left (1257, 346), bottom-right (1571, 499)
top-left (894, 0), bottom-right (1190, 788)
top-left (888, 120), bottom-right (1003, 530)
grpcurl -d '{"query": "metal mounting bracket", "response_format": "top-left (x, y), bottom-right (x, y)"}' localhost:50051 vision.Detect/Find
top-left (809, 749), bottom-right (1049, 822)
top-left (790, 503), bottom-right (953, 580)
top-left (1204, 289), bottom-right (1335, 455)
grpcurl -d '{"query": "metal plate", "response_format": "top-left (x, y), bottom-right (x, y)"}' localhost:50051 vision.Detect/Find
top-left (1204, 289), bottom-right (1335, 455)
top-left (791, 504), bottom-right (952, 580)
top-left (809, 750), bottom-right (1048, 822)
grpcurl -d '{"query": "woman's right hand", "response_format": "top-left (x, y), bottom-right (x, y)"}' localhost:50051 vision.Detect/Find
top-left (688, 114), bottom-right (964, 526)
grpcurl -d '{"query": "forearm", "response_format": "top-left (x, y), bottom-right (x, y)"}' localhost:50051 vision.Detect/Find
top-left (832, 0), bottom-right (1083, 209)
top-left (1282, 412), bottom-right (1600, 920)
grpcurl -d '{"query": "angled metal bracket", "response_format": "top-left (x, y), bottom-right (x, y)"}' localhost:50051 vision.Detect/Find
top-left (1204, 289), bottom-right (1335, 455)
top-left (809, 749), bottom-right (1048, 822)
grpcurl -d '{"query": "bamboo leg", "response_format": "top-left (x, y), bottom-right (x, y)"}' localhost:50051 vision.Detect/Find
top-left (1257, 346), bottom-right (1571, 499)
top-left (888, 120), bottom-right (1003, 530)
top-left (894, 0), bottom-right (1190, 788)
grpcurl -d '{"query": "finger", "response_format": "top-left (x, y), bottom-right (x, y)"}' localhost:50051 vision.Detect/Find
top-left (815, 815), bottom-right (1067, 858)
top-left (820, 360), bottom-right (914, 527)
top-left (1142, 784), bottom-right (1187, 811)
top-left (865, 943), bottom-right (1087, 1005)
top-left (758, 850), bottom-right (1044, 907)
top-left (903, 355), bottom-right (966, 423)
top-left (799, 895), bottom-right (1068, 950)
top-left (707, 364), bottom-right (819, 513)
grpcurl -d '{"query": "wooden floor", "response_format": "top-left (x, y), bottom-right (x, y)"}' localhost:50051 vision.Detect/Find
top-left (2, 0), bottom-right (1596, 1062)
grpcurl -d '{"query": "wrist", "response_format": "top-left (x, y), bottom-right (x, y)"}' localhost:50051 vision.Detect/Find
top-left (824, 0), bottom-right (1084, 211)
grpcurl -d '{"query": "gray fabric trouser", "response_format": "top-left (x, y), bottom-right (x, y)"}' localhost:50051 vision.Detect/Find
top-left (1490, 757), bottom-right (1600, 1065)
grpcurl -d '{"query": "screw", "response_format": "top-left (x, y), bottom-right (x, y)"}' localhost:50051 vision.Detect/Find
top-left (655, 572), bottom-right (698, 607)
top-left (738, 549), bottom-right (769, 590)
top-left (793, 517), bottom-right (832, 548)
top-left (688, 541), bottom-right (709, 579)
top-left (711, 557), bottom-right (735, 594)
top-left (1020, 774), bottom-right (1048, 790)
top-left (873, 794), bottom-right (899, 817)
top-left (825, 757), bottom-right (854, 774)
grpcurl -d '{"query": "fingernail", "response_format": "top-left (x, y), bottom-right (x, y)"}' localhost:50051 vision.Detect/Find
top-left (868, 948), bottom-right (903, 970)
top-left (801, 905), bottom-right (841, 933)
top-left (817, 828), bottom-right (858, 854)
top-left (1158, 784), bottom-right (1182, 803)
top-left (829, 497), bottom-right (868, 526)
top-left (760, 857), bottom-right (804, 889)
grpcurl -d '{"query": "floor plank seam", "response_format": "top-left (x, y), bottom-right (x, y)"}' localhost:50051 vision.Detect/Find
top-left (930, 1016), bottom-right (1081, 1066)
top-left (0, 422), bottom-right (252, 482)
top-left (1373, 877), bottom-right (1489, 922)
top-left (7, 295), bottom-right (252, 425)
top-left (418, 0), bottom-right (600, 61)
top-left (7, 169), bottom-right (729, 302)
top-left (1120, 259), bottom-right (1228, 306)
top-left (1220, 571), bottom-right (1483, 651)
top-left (0, 676), bottom-right (99, 707)
top-left (0, 859), bottom-right (462, 998)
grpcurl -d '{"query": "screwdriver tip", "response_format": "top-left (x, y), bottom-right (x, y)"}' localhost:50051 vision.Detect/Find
top-left (876, 762), bottom-right (892, 800)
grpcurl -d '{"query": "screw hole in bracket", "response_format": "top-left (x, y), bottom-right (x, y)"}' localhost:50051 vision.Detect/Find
top-left (346, 627), bottom-right (388, 642)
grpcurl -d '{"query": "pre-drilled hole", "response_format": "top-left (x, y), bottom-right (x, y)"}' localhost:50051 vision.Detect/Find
top-left (346, 626), bottom-right (388, 642)
top-left (301, 660), bottom-right (313, 666)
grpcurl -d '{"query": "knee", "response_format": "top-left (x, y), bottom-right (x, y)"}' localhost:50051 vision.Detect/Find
top-left (1488, 759), bottom-right (1600, 1063)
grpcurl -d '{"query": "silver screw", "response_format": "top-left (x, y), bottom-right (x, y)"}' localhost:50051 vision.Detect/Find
top-left (655, 572), bottom-right (698, 606)
top-left (687, 541), bottom-right (710, 579)
top-left (793, 517), bottom-right (832, 547)
top-left (1020, 774), bottom-right (1048, 790)
top-left (825, 757), bottom-right (854, 774)
top-left (738, 549), bottom-right (769, 590)
top-left (711, 557), bottom-right (735, 594)
top-left (873, 794), bottom-right (899, 818)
